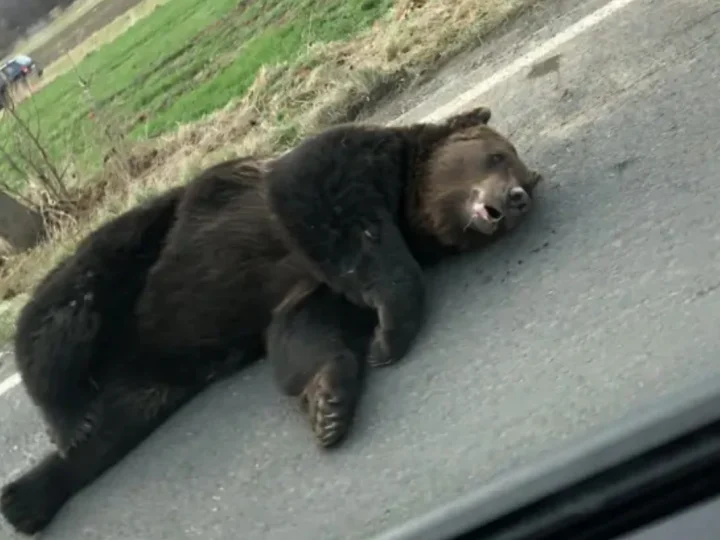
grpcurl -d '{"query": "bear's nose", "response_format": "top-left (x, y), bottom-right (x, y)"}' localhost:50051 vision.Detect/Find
top-left (507, 186), bottom-right (529, 209)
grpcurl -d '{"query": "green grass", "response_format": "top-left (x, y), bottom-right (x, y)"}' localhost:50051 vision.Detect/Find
top-left (0, 0), bottom-right (393, 189)
top-left (0, 0), bottom-right (540, 344)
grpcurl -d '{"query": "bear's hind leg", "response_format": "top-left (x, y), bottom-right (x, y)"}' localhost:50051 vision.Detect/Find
top-left (267, 284), bottom-right (376, 448)
top-left (1, 377), bottom-right (200, 536)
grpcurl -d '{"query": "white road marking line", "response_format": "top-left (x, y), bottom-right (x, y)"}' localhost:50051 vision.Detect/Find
top-left (0, 372), bottom-right (21, 397)
top-left (395, 0), bottom-right (641, 125)
top-left (0, 0), bottom-right (642, 402)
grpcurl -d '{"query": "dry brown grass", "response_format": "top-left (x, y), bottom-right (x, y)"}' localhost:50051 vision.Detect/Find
top-left (0, 0), bottom-right (539, 341)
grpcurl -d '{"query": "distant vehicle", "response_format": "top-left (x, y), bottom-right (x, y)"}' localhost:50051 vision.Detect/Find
top-left (0, 54), bottom-right (43, 110)
top-left (1, 54), bottom-right (43, 83)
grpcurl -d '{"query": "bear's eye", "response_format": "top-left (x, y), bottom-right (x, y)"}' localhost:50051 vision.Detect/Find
top-left (487, 153), bottom-right (505, 167)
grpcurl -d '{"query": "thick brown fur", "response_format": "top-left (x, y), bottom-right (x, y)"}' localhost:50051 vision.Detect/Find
top-left (266, 107), bottom-right (542, 368)
top-left (1, 106), bottom-right (542, 535)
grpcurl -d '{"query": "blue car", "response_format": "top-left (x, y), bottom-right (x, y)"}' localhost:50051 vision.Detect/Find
top-left (0, 54), bottom-right (43, 109)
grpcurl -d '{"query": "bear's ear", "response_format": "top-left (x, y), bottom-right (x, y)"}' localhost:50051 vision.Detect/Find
top-left (444, 106), bottom-right (492, 130)
top-left (528, 170), bottom-right (544, 189)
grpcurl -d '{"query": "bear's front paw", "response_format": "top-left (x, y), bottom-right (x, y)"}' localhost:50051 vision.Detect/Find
top-left (366, 331), bottom-right (396, 367)
top-left (49, 414), bottom-right (97, 458)
top-left (366, 323), bottom-right (414, 368)
top-left (46, 402), bottom-right (102, 457)
top-left (301, 364), bottom-right (355, 448)
top-left (2, 476), bottom-right (57, 535)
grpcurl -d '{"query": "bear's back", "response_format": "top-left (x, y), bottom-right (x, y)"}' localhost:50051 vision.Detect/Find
top-left (134, 158), bottom-right (310, 357)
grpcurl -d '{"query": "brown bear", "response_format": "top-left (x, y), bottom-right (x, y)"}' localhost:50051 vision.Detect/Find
top-left (0, 106), bottom-right (543, 535)
top-left (265, 108), bottom-right (541, 370)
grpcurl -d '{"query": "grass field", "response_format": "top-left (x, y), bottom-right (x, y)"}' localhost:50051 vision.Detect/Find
top-left (0, 0), bottom-right (542, 342)
top-left (24, 0), bottom-right (173, 88)
top-left (1, 0), bottom-right (395, 186)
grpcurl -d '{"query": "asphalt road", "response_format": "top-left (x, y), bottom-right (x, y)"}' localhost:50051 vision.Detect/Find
top-left (2, 0), bottom-right (720, 538)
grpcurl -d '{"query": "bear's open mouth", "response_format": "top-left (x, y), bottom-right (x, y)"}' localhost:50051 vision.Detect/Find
top-left (471, 201), bottom-right (504, 223)
top-left (469, 187), bottom-right (504, 226)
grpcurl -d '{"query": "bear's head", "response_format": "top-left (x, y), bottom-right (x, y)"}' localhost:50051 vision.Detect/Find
top-left (416, 106), bottom-right (543, 249)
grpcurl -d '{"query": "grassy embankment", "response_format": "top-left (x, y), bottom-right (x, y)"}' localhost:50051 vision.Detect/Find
top-left (0, 0), bottom-right (540, 343)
